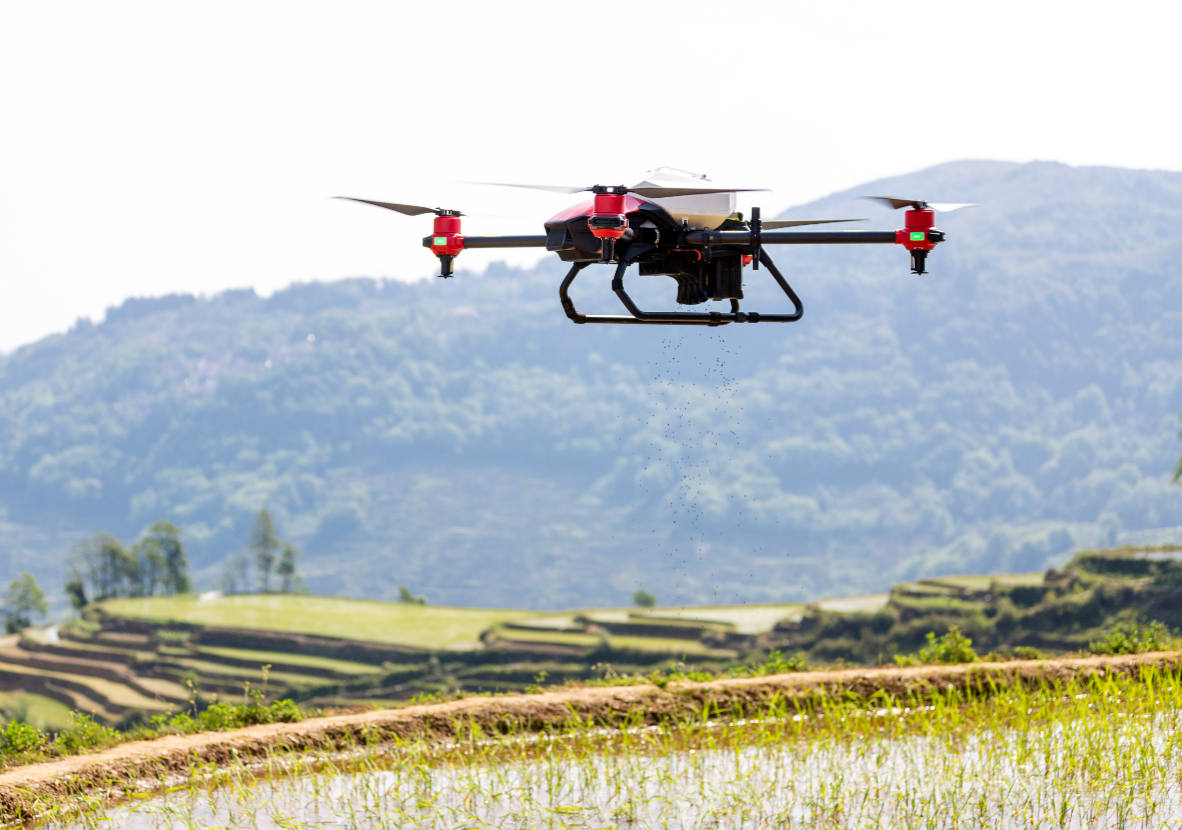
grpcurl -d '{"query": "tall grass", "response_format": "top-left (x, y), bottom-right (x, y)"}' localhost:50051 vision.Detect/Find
top-left (46, 666), bottom-right (1182, 829)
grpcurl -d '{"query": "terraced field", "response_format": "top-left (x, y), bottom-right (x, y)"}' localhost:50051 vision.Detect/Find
top-left (0, 593), bottom-right (820, 721)
top-left (1, 546), bottom-right (1173, 725)
top-left (105, 594), bottom-right (536, 650)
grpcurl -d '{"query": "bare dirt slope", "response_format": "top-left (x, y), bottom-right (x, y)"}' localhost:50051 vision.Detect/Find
top-left (2, 652), bottom-right (1179, 821)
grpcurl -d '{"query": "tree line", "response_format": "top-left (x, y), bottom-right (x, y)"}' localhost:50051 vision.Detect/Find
top-left (65, 520), bottom-right (190, 608)
top-left (66, 508), bottom-right (304, 607)
top-left (218, 508), bottom-right (304, 594)
top-left (0, 508), bottom-right (305, 635)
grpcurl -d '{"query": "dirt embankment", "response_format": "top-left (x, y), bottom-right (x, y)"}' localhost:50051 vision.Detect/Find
top-left (1, 652), bottom-right (1178, 821)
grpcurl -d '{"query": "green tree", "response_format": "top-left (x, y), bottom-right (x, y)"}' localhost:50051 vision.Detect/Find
top-left (68, 532), bottom-right (135, 600)
top-left (275, 542), bottom-right (301, 593)
top-left (144, 521), bottom-right (190, 595)
top-left (63, 577), bottom-right (88, 611)
top-left (1, 573), bottom-right (47, 634)
top-left (219, 553), bottom-right (251, 595)
top-left (249, 509), bottom-right (280, 593)
top-left (397, 585), bottom-right (426, 605)
top-left (118, 542), bottom-right (146, 597)
top-left (633, 589), bottom-right (657, 608)
top-left (68, 522), bottom-right (187, 602)
top-left (67, 534), bottom-right (105, 601)
top-left (144, 542), bottom-right (167, 595)
top-left (122, 543), bottom-right (154, 597)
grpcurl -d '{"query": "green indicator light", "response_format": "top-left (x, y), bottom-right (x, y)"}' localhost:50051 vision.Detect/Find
top-left (433, 236), bottom-right (447, 245)
top-left (910, 231), bottom-right (926, 241)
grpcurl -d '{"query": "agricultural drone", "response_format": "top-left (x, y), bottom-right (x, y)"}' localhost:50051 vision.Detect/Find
top-left (339, 168), bottom-right (973, 327)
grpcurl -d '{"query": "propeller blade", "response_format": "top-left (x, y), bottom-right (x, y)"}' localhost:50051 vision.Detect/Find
top-left (335, 197), bottom-right (458, 217)
top-left (864, 196), bottom-right (924, 210)
top-left (927, 202), bottom-right (977, 213)
top-left (474, 183), bottom-right (771, 199)
top-left (473, 182), bottom-right (589, 194)
top-left (761, 218), bottom-right (865, 229)
top-left (632, 186), bottom-right (770, 199)
top-left (863, 196), bottom-right (977, 212)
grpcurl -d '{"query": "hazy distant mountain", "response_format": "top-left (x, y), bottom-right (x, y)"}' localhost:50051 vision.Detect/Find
top-left (3, 160), bottom-right (1182, 609)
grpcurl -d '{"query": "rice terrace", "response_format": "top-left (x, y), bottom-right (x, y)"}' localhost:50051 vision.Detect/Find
top-left (0, 544), bottom-right (1179, 826)
top-left (2, 652), bottom-right (1182, 828)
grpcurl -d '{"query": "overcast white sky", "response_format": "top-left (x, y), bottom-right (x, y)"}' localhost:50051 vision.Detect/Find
top-left (2, 1), bottom-right (1180, 351)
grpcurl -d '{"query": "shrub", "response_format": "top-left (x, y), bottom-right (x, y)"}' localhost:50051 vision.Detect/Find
top-left (198, 701), bottom-right (243, 731)
top-left (241, 697), bottom-right (302, 726)
top-left (896, 626), bottom-right (979, 666)
top-left (1006, 586), bottom-right (1045, 608)
top-left (194, 697), bottom-right (303, 731)
top-left (922, 626), bottom-right (979, 664)
top-left (1088, 621), bottom-right (1177, 655)
top-left (397, 585), bottom-right (426, 605)
top-left (724, 650), bottom-right (808, 676)
top-left (0, 720), bottom-right (46, 755)
top-left (761, 650), bottom-right (808, 674)
top-left (147, 711), bottom-right (200, 735)
top-left (632, 589), bottom-right (657, 608)
top-left (55, 712), bottom-right (118, 754)
top-left (1012, 646), bottom-right (1045, 660)
top-left (869, 608), bottom-right (897, 634)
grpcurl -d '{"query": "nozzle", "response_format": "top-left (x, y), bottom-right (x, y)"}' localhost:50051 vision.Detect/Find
top-left (599, 237), bottom-right (616, 263)
top-left (438, 255), bottom-right (455, 278)
top-left (910, 249), bottom-right (928, 275)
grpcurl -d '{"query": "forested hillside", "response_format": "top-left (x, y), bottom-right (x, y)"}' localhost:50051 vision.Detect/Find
top-left (3, 160), bottom-right (1182, 608)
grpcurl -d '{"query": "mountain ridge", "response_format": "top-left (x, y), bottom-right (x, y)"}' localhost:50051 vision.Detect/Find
top-left (3, 159), bottom-right (1181, 610)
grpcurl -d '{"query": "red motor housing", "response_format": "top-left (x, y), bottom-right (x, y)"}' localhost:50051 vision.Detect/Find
top-left (895, 209), bottom-right (937, 251)
top-left (894, 208), bottom-right (944, 275)
top-left (430, 213), bottom-right (465, 256)
top-left (587, 192), bottom-right (629, 239)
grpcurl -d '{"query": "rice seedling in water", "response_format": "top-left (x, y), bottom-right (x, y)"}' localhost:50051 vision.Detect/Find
top-left (48, 667), bottom-right (1182, 829)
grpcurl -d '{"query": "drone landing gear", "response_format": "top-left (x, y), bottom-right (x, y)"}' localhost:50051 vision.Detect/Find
top-left (560, 263), bottom-right (656, 325)
top-left (559, 249), bottom-right (803, 326)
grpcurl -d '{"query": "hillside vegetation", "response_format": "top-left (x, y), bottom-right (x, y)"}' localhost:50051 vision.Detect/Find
top-left (774, 546), bottom-right (1182, 663)
top-left (2, 161), bottom-right (1182, 606)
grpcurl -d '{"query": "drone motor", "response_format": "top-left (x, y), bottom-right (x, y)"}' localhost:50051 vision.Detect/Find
top-left (865, 197), bottom-right (975, 275)
top-left (586, 187), bottom-right (632, 264)
top-left (429, 211), bottom-right (464, 278)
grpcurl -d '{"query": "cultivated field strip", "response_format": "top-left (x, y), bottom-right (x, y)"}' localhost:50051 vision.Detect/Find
top-left (0, 652), bottom-right (1177, 823)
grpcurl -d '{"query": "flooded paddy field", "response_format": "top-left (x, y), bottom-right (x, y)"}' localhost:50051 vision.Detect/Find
top-left (47, 668), bottom-right (1182, 829)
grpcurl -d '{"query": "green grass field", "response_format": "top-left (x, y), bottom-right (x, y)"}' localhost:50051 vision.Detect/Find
top-left (634, 604), bottom-right (806, 634)
top-left (195, 646), bottom-right (385, 675)
top-left (924, 572), bottom-right (1044, 590)
top-left (102, 595), bottom-right (838, 653)
top-left (103, 594), bottom-right (545, 650)
top-left (0, 691), bottom-right (73, 730)
top-left (493, 627), bottom-right (720, 655)
top-left (814, 593), bottom-right (890, 613)
top-left (160, 656), bottom-right (329, 687)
